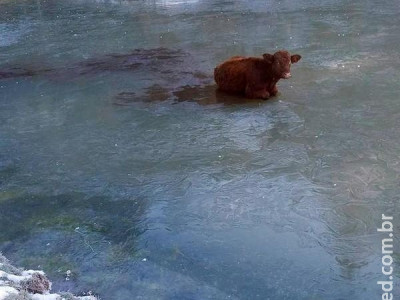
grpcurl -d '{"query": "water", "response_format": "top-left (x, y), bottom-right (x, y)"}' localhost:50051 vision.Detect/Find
top-left (1, 0), bottom-right (400, 299)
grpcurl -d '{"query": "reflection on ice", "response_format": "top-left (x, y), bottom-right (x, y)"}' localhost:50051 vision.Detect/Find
top-left (0, 23), bottom-right (31, 47)
top-left (155, 0), bottom-right (199, 7)
top-left (0, 0), bottom-right (400, 299)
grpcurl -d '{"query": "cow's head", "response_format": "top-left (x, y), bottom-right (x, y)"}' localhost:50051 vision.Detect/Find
top-left (263, 50), bottom-right (301, 79)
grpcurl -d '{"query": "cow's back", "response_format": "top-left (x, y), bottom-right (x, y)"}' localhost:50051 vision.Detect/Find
top-left (214, 57), bottom-right (250, 93)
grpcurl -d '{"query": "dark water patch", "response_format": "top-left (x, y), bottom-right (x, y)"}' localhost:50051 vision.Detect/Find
top-left (143, 84), bottom-right (171, 102)
top-left (113, 84), bottom-right (273, 106)
top-left (0, 47), bottom-right (216, 107)
top-left (0, 193), bottom-right (148, 250)
top-left (77, 47), bottom-right (187, 75)
top-left (0, 66), bottom-right (53, 79)
top-left (0, 47), bottom-right (228, 107)
top-left (113, 85), bottom-right (171, 105)
top-left (173, 85), bottom-right (214, 102)
top-left (171, 84), bottom-right (256, 105)
top-left (0, 48), bottom-right (190, 80)
top-left (169, 84), bottom-right (272, 105)
top-left (113, 92), bottom-right (138, 106)
top-left (114, 84), bottom-right (177, 105)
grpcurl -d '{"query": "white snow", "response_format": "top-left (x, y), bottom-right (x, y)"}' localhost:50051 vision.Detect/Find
top-left (31, 293), bottom-right (61, 300)
top-left (0, 270), bottom-right (32, 283)
top-left (0, 286), bottom-right (18, 300)
top-left (22, 270), bottom-right (45, 276)
top-left (0, 254), bottom-right (97, 300)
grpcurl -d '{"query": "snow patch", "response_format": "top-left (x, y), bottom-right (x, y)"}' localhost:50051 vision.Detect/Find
top-left (0, 253), bottom-right (98, 300)
top-left (0, 286), bottom-right (18, 300)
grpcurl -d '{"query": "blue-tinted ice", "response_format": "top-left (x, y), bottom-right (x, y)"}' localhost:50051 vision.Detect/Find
top-left (0, 0), bottom-right (399, 299)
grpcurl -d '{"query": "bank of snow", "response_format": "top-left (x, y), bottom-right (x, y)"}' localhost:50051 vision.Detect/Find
top-left (0, 254), bottom-right (97, 300)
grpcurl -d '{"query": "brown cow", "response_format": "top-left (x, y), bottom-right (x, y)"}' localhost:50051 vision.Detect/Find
top-left (214, 50), bottom-right (301, 99)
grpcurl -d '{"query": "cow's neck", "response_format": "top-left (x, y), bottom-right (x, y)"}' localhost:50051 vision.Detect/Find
top-left (270, 77), bottom-right (280, 87)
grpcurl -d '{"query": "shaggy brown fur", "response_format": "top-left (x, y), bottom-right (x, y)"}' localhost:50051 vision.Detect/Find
top-left (214, 50), bottom-right (301, 99)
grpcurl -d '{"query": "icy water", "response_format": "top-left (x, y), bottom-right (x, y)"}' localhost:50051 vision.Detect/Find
top-left (1, 0), bottom-right (400, 299)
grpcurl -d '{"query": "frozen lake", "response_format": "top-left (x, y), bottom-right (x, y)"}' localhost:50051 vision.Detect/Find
top-left (0, 0), bottom-right (399, 299)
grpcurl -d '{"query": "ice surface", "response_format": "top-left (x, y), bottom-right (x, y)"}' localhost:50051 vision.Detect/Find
top-left (0, 0), bottom-right (399, 299)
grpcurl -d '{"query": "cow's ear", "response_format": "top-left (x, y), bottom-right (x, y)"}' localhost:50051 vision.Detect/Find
top-left (263, 53), bottom-right (274, 63)
top-left (291, 54), bottom-right (301, 63)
